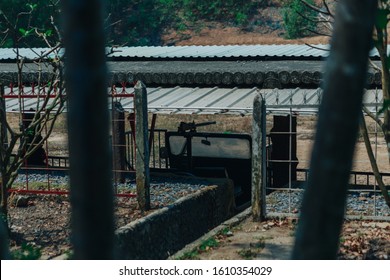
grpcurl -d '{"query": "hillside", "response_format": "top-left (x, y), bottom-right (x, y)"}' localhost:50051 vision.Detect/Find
top-left (0, 1), bottom-right (332, 47)
top-left (162, 23), bottom-right (329, 46)
top-left (161, 3), bottom-right (330, 46)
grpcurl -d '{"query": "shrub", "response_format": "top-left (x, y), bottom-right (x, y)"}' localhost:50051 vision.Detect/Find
top-left (282, 0), bottom-right (317, 39)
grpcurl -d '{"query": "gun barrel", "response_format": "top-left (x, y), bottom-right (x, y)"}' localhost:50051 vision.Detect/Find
top-left (195, 121), bottom-right (217, 127)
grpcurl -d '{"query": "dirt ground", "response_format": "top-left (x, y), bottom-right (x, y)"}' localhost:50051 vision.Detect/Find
top-left (161, 3), bottom-right (331, 46)
top-left (173, 209), bottom-right (390, 260)
top-left (163, 25), bottom-right (330, 46)
top-left (6, 113), bottom-right (390, 259)
top-left (7, 194), bottom-right (161, 259)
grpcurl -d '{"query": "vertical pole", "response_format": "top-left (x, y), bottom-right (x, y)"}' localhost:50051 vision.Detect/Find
top-left (63, 0), bottom-right (114, 259)
top-left (252, 94), bottom-right (266, 221)
top-left (148, 113), bottom-right (157, 155)
top-left (112, 101), bottom-right (126, 183)
top-left (134, 81), bottom-right (150, 211)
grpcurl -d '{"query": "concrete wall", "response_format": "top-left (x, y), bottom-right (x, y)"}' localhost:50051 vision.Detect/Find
top-left (115, 179), bottom-right (235, 259)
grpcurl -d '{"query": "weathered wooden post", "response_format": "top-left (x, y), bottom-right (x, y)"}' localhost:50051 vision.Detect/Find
top-left (111, 101), bottom-right (126, 183)
top-left (134, 81), bottom-right (151, 211)
top-left (252, 94), bottom-right (266, 221)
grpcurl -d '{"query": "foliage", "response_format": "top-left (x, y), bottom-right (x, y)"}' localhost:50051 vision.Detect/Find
top-left (1, 0), bottom-right (263, 47)
top-left (0, 0), bottom-right (60, 47)
top-left (282, 0), bottom-right (317, 39)
top-left (181, 0), bottom-right (257, 23)
top-left (11, 243), bottom-right (42, 260)
top-left (177, 237), bottom-right (220, 259)
top-left (105, 0), bottom-right (260, 46)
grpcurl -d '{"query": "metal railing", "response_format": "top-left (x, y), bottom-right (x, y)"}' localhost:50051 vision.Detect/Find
top-left (124, 128), bottom-right (169, 170)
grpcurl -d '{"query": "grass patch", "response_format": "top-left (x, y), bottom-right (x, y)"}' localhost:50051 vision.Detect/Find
top-left (199, 237), bottom-right (219, 251)
top-left (11, 243), bottom-right (42, 260)
top-left (238, 248), bottom-right (258, 260)
top-left (12, 181), bottom-right (68, 191)
top-left (237, 237), bottom-right (266, 260)
top-left (177, 237), bottom-right (220, 260)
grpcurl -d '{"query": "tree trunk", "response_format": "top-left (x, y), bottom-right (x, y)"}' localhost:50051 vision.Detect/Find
top-left (63, 0), bottom-right (114, 259)
top-left (0, 214), bottom-right (10, 259)
top-left (292, 0), bottom-right (377, 259)
top-left (0, 84), bottom-right (8, 218)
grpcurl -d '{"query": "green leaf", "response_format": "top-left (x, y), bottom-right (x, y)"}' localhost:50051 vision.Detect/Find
top-left (45, 29), bottom-right (53, 37)
top-left (18, 28), bottom-right (26, 36)
top-left (375, 9), bottom-right (389, 30)
top-left (378, 99), bottom-right (390, 115)
top-left (27, 3), bottom-right (37, 10)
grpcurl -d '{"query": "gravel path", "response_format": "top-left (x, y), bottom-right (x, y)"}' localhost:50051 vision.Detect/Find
top-left (7, 171), bottom-right (390, 259)
top-left (12, 170), bottom-right (209, 207)
top-left (12, 171), bottom-right (390, 217)
top-left (267, 190), bottom-right (390, 217)
top-left (8, 171), bottom-right (211, 259)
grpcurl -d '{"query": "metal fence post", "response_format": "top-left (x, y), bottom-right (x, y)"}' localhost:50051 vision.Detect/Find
top-left (134, 81), bottom-right (151, 211)
top-left (252, 94), bottom-right (266, 221)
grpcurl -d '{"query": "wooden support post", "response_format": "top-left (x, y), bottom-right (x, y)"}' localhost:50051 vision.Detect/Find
top-left (112, 101), bottom-right (126, 183)
top-left (252, 94), bottom-right (266, 221)
top-left (134, 81), bottom-right (150, 211)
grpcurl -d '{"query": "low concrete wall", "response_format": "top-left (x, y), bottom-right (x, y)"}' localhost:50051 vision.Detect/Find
top-left (115, 179), bottom-right (235, 259)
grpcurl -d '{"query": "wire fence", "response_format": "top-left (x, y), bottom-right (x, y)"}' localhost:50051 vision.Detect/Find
top-left (1, 84), bottom-right (389, 218)
top-left (264, 93), bottom-right (390, 219)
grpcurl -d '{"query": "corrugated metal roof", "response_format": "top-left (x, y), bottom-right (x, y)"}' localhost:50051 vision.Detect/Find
top-left (0, 45), bottom-right (384, 60)
top-left (0, 48), bottom-right (64, 60)
top-left (108, 45), bottom-right (326, 59)
top-left (110, 45), bottom-right (329, 59)
top-left (3, 87), bottom-right (382, 115)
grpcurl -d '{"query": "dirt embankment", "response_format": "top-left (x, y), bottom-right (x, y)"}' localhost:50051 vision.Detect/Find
top-left (161, 4), bottom-right (330, 46)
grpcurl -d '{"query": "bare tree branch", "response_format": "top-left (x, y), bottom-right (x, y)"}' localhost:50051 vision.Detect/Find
top-left (360, 113), bottom-right (390, 207)
top-left (301, 0), bottom-right (333, 17)
top-left (0, 2), bottom-right (65, 220)
top-left (362, 105), bottom-right (384, 130)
